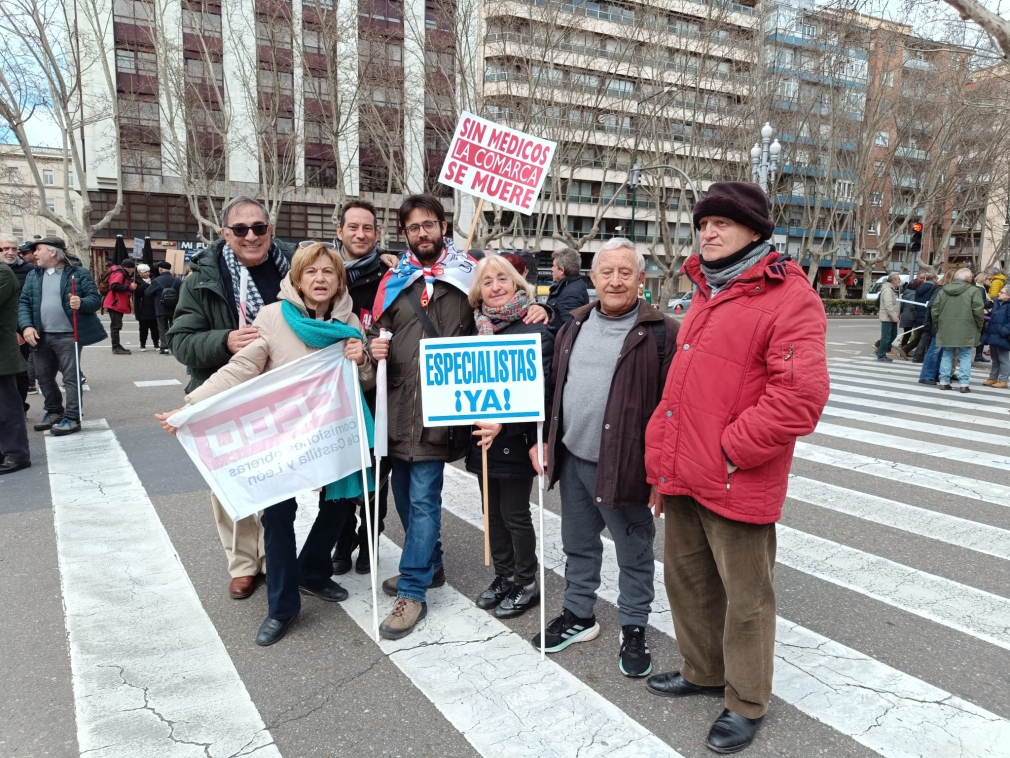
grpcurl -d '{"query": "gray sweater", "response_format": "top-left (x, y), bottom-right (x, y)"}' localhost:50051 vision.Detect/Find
top-left (561, 303), bottom-right (639, 462)
top-left (40, 267), bottom-right (73, 333)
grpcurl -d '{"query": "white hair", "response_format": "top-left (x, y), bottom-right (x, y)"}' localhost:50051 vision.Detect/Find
top-left (592, 237), bottom-right (645, 274)
top-left (0, 234), bottom-right (17, 246)
top-left (888, 273), bottom-right (901, 283)
top-left (954, 268), bottom-right (973, 282)
top-left (137, 263), bottom-right (151, 274)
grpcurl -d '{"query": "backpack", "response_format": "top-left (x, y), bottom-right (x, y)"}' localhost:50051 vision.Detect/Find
top-left (159, 285), bottom-right (179, 313)
top-left (97, 266), bottom-right (114, 295)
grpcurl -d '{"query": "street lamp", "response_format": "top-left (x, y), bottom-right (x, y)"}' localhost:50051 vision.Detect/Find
top-left (751, 122), bottom-right (781, 194)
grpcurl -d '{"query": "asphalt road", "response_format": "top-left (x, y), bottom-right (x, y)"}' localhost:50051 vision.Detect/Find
top-left (4, 316), bottom-right (1010, 758)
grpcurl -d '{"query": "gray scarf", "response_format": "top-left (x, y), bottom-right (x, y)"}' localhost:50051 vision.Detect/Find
top-left (221, 241), bottom-right (291, 322)
top-left (333, 238), bottom-right (379, 285)
top-left (700, 241), bottom-right (772, 296)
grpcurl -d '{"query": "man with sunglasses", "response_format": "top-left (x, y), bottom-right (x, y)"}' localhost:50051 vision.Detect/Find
top-left (168, 196), bottom-right (296, 601)
top-left (1, 235), bottom-right (36, 408)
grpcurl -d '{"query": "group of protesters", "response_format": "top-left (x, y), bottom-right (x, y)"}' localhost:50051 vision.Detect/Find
top-left (146, 181), bottom-right (829, 754)
top-left (876, 264), bottom-right (1009, 391)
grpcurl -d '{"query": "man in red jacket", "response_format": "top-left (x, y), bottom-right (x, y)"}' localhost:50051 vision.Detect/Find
top-left (103, 258), bottom-right (136, 355)
top-left (643, 182), bottom-right (828, 754)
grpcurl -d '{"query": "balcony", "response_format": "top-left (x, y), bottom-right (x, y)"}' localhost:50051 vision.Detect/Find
top-left (894, 146), bottom-right (929, 161)
top-left (902, 57), bottom-right (934, 72)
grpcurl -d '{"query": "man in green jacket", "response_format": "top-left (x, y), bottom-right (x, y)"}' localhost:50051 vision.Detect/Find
top-left (931, 267), bottom-right (984, 392)
top-left (0, 261), bottom-right (30, 474)
top-left (167, 196), bottom-right (295, 602)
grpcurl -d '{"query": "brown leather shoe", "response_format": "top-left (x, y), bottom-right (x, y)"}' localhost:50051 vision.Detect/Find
top-left (229, 575), bottom-right (257, 599)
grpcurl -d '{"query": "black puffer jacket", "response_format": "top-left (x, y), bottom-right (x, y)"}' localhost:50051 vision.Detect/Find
top-left (465, 320), bottom-right (554, 479)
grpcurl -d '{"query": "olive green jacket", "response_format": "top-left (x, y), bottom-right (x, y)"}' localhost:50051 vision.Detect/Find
top-left (931, 280), bottom-right (985, 348)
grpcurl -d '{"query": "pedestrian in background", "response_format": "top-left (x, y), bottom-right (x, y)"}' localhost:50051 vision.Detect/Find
top-left (158, 242), bottom-right (374, 646)
top-left (644, 182), bottom-right (829, 754)
top-left (987, 266), bottom-right (1007, 300)
top-left (932, 267), bottom-right (984, 393)
top-left (147, 261), bottom-right (181, 355)
top-left (896, 272), bottom-right (924, 357)
top-left (546, 247), bottom-right (589, 334)
top-left (134, 263), bottom-right (160, 351)
top-left (917, 271), bottom-right (949, 385)
top-left (875, 273), bottom-right (900, 362)
top-left (1, 234), bottom-right (36, 404)
top-left (911, 272), bottom-right (937, 362)
top-left (981, 285), bottom-right (1010, 389)
top-left (466, 255), bottom-right (553, 619)
top-left (17, 237), bottom-right (106, 437)
top-left (531, 237), bottom-right (677, 679)
top-left (167, 196), bottom-right (295, 601)
top-left (0, 259), bottom-right (30, 474)
top-left (104, 258), bottom-right (136, 355)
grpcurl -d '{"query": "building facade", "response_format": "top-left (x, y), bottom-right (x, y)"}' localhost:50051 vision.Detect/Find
top-left (0, 144), bottom-right (84, 244)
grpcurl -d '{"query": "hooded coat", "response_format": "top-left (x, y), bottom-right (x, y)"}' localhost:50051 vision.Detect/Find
top-left (931, 280), bottom-right (985, 348)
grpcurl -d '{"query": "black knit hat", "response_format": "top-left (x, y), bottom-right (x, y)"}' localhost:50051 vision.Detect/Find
top-left (693, 182), bottom-right (774, 240)
top-left (157, 260), bottom-right (172, 271)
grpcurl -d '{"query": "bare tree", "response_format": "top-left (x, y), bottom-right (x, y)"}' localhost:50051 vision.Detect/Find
top-left (0, 0), bottom-right (123, 268)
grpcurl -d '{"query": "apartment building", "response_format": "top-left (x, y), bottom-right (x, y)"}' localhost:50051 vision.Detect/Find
top-left (0, 144), bottom-right (84, 244)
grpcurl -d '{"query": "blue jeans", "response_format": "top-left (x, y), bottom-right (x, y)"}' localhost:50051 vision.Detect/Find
top-left (919, 338), bottom-right (941, 381)
top-left (939, 347), bottom-right (973, 386)
top-left (261, 494), bottom-right (354, 620)
top-left (391, 459), bottom-right (445, 602)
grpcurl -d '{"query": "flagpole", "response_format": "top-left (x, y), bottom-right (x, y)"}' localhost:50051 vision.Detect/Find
top-left (352, 360), bottom-right (379, 643)
top-left (537, 422), bottom-right (545, 661)
top-left (232, 268), bottom-right (250, 548)
top-left (372, 329), bottom-right (392, 577)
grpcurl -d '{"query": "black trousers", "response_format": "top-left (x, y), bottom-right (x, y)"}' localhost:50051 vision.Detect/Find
top-left (261, 494), bottom-right (355, 620)
top-left (138, 319), bottom-right (159, 348)
top-left (17, 342), bottom-right (30, 412)
top-left (480, 475), bottom-right (538, 586)
top-left (335, 458), bottom-right (389, 559)
top-left (157, 315), bottom-right (173, 349)
top-left (0, 373), bottom-right (30, 464)
top-left (109, 310), bottom-right (125, 348)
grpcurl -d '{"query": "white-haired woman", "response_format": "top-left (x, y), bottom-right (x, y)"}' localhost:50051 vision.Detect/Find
top-left (134, 263), bottom-right (159, 351)
top-left (465, 255), bottom-right (554, 619)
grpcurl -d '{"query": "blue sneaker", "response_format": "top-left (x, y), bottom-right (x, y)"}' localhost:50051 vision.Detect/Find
top-left (33, 411), bottom-right (58, 431)
top-left (50, 417), bottom-right (81, 436)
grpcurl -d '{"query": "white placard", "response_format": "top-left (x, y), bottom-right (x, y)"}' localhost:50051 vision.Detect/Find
top-left (438, 111), bottom-right (556, 216)
top-left (420, 334), bottom-right (545, 427)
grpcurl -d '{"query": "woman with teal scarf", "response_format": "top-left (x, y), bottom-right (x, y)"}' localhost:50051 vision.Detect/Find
top-left (157, 241), bottom-right (375, 647)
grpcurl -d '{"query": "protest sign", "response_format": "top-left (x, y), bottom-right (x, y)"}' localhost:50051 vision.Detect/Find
top-left (438, 111), bottom-right (556, 215)
top-left (168, 346), bottom-right (369, 522)
top-left (419, 334), bottom-right (546, 426)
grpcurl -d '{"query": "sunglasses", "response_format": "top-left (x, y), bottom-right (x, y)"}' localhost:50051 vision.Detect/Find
top-left (298, 240), bottom-right (337, 250)
top-left (225, 223), bottom-right (270, 238)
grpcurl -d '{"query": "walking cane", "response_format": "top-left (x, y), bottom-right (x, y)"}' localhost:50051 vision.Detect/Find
top-left (352, 359), bottom-right (380, 643)
top-left (71, 277), bottom-right (84, 424)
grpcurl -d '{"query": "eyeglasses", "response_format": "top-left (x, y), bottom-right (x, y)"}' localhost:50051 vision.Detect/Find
top-left (225, 223), bottom-right (270, 238)
top-left (404, 220), bottom-right (441, 236)
top-left (298, 241), bottom-right (337, 250)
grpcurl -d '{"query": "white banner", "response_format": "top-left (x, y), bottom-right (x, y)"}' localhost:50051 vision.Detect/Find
top-left (168, 346), bottom-right (369, 521)
top-left (420, 334), bottom-right (545, 427)
top-left (438, 112), bottom-right (556, 215)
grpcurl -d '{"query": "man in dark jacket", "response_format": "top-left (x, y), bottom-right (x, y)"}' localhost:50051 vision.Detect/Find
top-left (146, 261), bottom-right (181, 355)
top-left (2, 234), bottom-right (37, 405)
top-left (18, 237), bottom-right (106, 437)
top-left (546, 247), bottom-right (589, 333)
top-left (103, 258), bottom-right (136, 355)
top-left (331, 199), bottom-right (396, 575)
top-left (530, 237), bottom-right (677, 681)
top-left (911, 273), bottom-right (937, 361)
top-left (0, 261), bottom-right (30, 474)
top-left (167, 196), bottom-right (295, 610)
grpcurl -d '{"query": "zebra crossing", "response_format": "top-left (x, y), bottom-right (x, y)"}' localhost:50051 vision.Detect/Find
top-left (39, 352), bottom-right (1010, 757)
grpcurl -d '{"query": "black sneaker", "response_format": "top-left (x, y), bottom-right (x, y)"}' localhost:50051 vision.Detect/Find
top-left (495, 580), bottom-right (539, 619)
top-left (331, 547), bottom-right (352, 576)
top-left (531, 608), bottom-right (600, 653)
top-left (299, 580), bottom-right (348, 602)
top-left (476, 575), bottom-right (513, 610)
top-left (112, 345), bottom-right (131, 355)
top-left (159, 348), bottom-right (171, 355)
top-left (27, 383), bottom-right (38, 395)
top-left (619, 625), bottom-right (652, 678)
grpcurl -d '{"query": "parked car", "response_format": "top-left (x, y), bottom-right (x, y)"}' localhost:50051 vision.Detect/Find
top-left (667, 293), bottom-right (693, 313)
top-left (866, 274), bottom-right (910, 302)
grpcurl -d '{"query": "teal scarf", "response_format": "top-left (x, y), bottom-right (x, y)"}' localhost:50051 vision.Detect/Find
top-left (282, 300), bottom-right (375, 500)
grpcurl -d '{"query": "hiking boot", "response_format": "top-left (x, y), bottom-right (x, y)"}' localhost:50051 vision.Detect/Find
top-left (984, 378), bottom-right (997, 386)
top-left (476, 575), bottom-right (513, 610)
top-left (619, 625), bottom-right (653, 678)
top-left (531, 608), bottom-right (600, 653)
top-left (112, 345), bottom-right (131, 355)
top-left (50, 417), bottom-right (81, 436)
top-left (382, 565), bottom-right (445, 597)
top-left (33, 411), bottom-right (58, 431)
top-left (995, 382), bottom-right (1009, 389)
top-left (379, 597), bottom-right (427, 640)
top-left (494, 579), bottom-right (539, 619)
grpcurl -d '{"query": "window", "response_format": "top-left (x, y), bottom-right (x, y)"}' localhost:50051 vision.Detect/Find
top-left (45, 197), bottom-right (56, 212)
top-left (67, 171), bottom-right (74, 186)
top-left (834, 180), bottom-right (853, 201)
top-left (43, 169), bottom-right (54, 185)
top-left (802, 24), bottom-right (817, 38)
top-left (8, 168), bottom-right (20, 183)
top-left (116, 48), bottom-right (158, 77)
top-left (867, 221), bottom-right (879, 235)
top-left (9, 198), bottom-right (22, 215)
top-left (870, 192), bottom-right (883, 207)
top-left (881, 71), bottom-right (893, 87)
top-left (883, 40), bottom-right (896, 57)
top-left (875, 131), bottom-right (889, 148)
top-left (11, 227), bottom-right (24, 244)
top-left (874, 161), bottom-right (886, 177)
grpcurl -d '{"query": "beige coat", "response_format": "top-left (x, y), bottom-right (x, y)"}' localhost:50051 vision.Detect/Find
top-left (878, 281), bottom-right (899, 322)
top-left (186, 275), bottom-right (375, 406)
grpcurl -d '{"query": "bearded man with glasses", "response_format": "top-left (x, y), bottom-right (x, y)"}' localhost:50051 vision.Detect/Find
top-left (167, 196), bottom-right (296, 601)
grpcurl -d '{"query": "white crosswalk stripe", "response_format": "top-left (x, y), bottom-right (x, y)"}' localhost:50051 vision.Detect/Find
top-left (46, 352), bottom-right (1010, 758)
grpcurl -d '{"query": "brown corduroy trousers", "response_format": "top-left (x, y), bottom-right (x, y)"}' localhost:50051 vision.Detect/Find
top-left (662, 495), bottom-right (777, 719)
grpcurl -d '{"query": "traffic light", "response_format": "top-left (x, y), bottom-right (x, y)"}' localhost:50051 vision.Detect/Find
top-left (910, 221), bottom-right (923, 253)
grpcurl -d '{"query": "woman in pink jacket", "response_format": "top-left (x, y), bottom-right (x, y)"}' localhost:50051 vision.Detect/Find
top-left (643, 182), bottom-right (829, 754)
